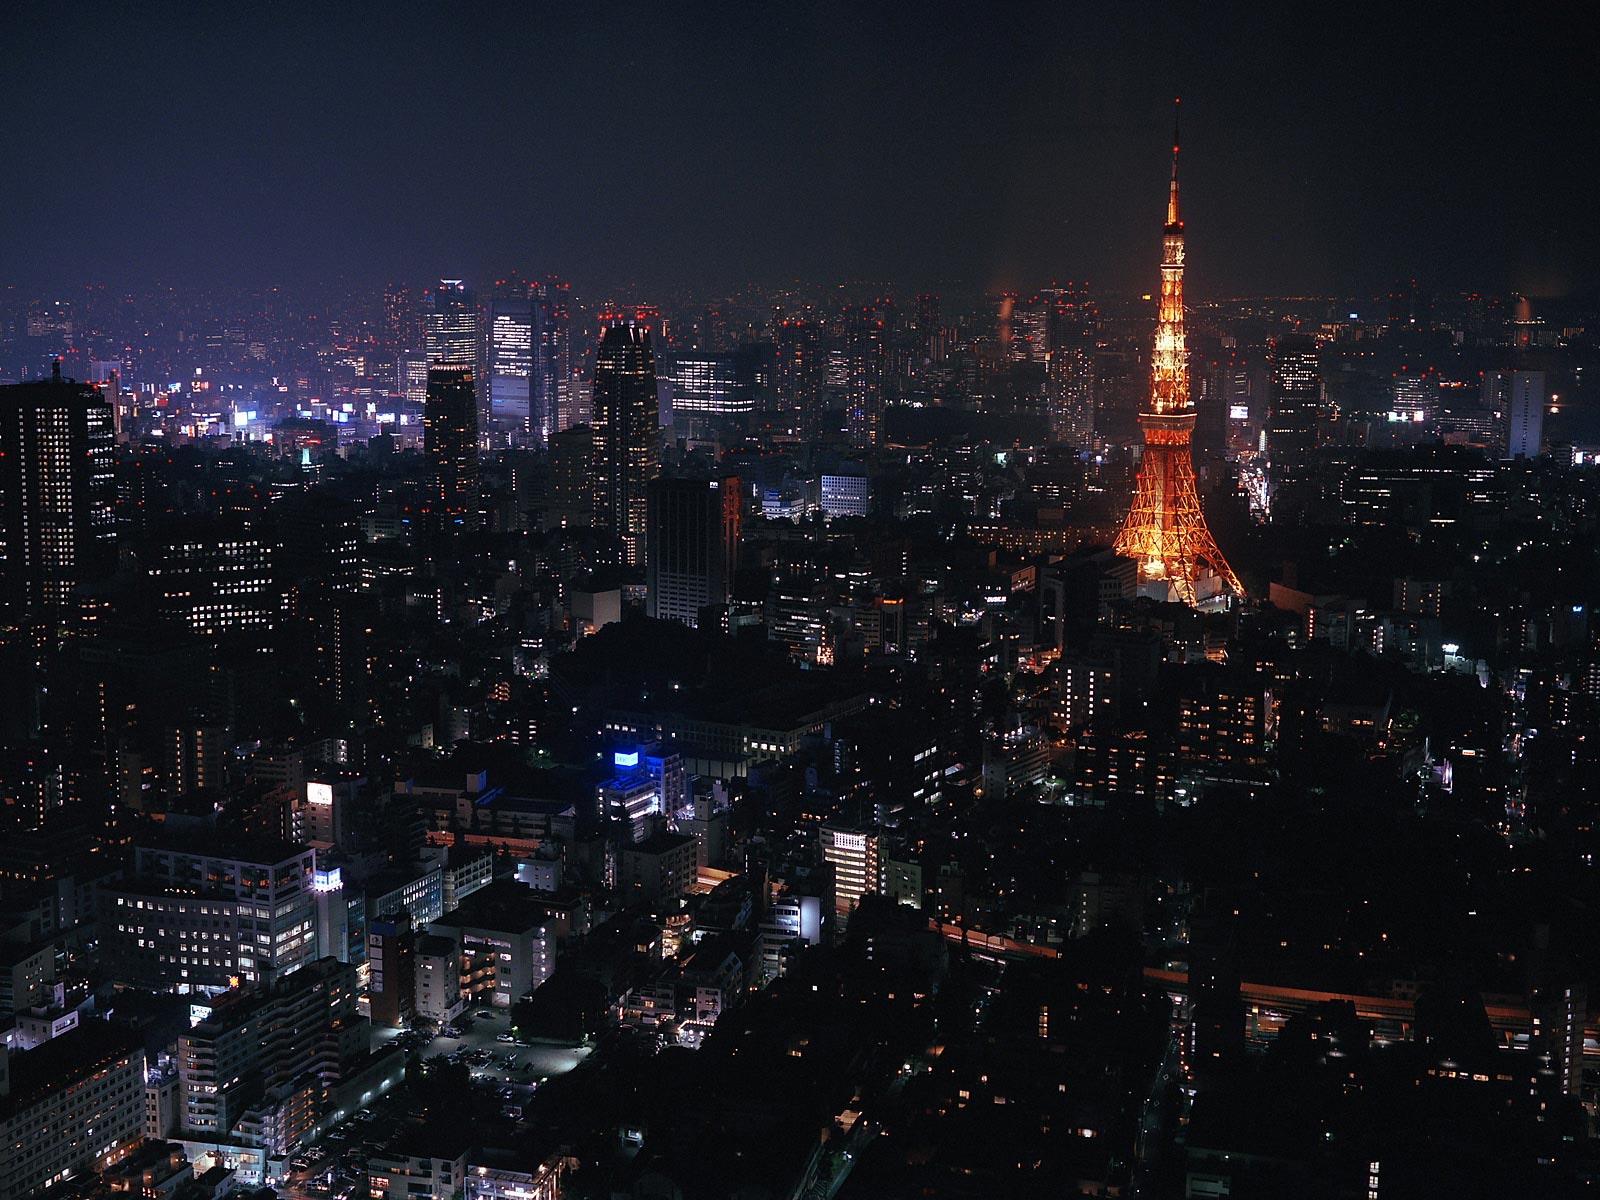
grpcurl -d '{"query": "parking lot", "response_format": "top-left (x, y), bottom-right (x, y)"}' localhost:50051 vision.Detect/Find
top-left (375, 1004), bottom-right (590, 1083)
top-left (277, 1009), bottom-right (590, 1198)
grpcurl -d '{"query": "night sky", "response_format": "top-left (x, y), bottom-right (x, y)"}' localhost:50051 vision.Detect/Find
top-left (4, 1), bottom-right (1595, 299)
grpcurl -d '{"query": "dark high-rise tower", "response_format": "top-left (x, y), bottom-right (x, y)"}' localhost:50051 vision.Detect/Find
top-left (1043, 283), bottom-right (1096, 447)
top-left (775, 315), bottom-right (826, 440)
top-left (914, 293), bottom-right (942, 355)
top-left (0, 364), bottom-right (116, 623)
top-left (591, 321), bottom-right (661, 566)
top-left (1113, 106), bottom-right (1242, 605)
top-left (1265, 335), bottom-right (1323, 489)
top-left (646, 475), bottom-right (741, 628)
top-left (843, 305), bottom-right (885, 449)
top-left (424, 364), bottom-right (480, 532)
top-left (532, 276), bottom-right (571, 442)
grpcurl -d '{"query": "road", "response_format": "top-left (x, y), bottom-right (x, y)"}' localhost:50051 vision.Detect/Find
top-left (1130, 1021), bottom-right (1184, 1198)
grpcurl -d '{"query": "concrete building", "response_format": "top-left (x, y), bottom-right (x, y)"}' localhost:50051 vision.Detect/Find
top-left (820, 825), bottom-right (882, 921)
top-left (145, 1063), bottom-right (180, 1139)
top-left (618, 832), bottom-right (699, 904)
top-left (366, 860), bottom-right (444, 927)
top-left (176, 958), bottom-right (365, 1158)
top-left (413, 934), bottom-right (463, 1023)
top-left (101, 837), bottom-right (319, 990)
top-left (367, 914), bottom-right (415, 1029)
top-left (428, 880), bottom-right (553, 1009)
top-left (442, 845), bottom-right (494, 912)
top-left (0, 1021), bottom-right (146, 1198)
top-left (367, 1142), bottom-right (468, 1200)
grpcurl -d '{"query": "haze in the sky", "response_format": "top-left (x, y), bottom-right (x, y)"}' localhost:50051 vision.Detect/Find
top-left (3, 0), bottom-right (1593, 298)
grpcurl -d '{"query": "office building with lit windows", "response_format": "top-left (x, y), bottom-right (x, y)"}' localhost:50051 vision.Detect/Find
top-left (101, 838), bottom-right (319, 991)
top-left (668, 352), bottom-right (744, 417)
top-left (176, 957), bottom-right (364, 1154)
top-left (1265, 335), bottom-right (1322, 471)
top-left (138, 520), bottom-right (277, 638)
top-left (818, 468), bottom-right (871, 519)
top-left (424, 280), bottom-right (480, 369)
top-left (487, 297), bottom-right (533, 432)
top-left (820, 824), bottom-right (882, 920)
top-left (0, 365), bottom-right (116, 623)
top-left (0, 1021), bottom-right (147, 1199)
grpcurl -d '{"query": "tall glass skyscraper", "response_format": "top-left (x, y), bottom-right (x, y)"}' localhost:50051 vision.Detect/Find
top-left (424, 280), bottom-right (480, 368)
top-left (488, 297), bottom-right (533, 433)
top-left (531, 277), bottom-right (571, 444)
top-left (591, 321), bottom-right (660, 566)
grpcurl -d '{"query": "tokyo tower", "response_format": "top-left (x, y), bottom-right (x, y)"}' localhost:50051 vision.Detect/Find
top-left (1113, 103), bottom-right (1244, 605)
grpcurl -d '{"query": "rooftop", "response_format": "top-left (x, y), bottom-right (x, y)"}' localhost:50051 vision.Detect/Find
top-left (0, 1018), bottom-right (142, 1118)
top-left (431, 878), bottom-right (548, 935)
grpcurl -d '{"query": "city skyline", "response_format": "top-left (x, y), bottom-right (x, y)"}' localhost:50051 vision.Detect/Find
top-left (3, 7), bottom-right (1600, 1199)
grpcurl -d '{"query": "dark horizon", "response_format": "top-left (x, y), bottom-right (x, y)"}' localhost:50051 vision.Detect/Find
top-left (4, 1), bottom-right (1595, 301)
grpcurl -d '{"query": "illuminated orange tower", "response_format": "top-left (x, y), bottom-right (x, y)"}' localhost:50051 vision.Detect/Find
top-left (1113, 103), bottom-right (1243, 605)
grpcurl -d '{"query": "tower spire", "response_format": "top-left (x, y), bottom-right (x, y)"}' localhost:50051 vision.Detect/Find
top-left (1167, 98), bottom-right (1181, 228)
top-left (1113, 106), bottom-right (1243, 606)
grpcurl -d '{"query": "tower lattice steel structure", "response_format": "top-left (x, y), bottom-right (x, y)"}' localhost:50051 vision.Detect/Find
top-left (1113, 104), bottom-right (1244, 605)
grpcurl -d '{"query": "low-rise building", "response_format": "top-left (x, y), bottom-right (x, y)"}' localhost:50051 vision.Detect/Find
top-left (414, 934), bottom-right (464, 1022)
top-left (618, 832), bottom-right (699, 903)
top-left (428, 880), bottom-right (553, 1008)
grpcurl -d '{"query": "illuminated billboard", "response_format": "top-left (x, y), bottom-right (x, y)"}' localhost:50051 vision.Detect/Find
top-left (307, 782), bottom-right (334, 806)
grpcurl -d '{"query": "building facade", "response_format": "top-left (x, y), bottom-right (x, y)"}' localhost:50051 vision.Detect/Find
top-left (590, 322), bottom-right (661, 566)
top-left (0, 367), bottom-right (116, 623)
top-left (646, 476), bottom-right (739, 627)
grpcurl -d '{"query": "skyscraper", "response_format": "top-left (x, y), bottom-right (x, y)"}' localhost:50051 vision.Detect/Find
top-left (1043, 283), bottom-right (1096, 447)
top-left (591, 321), bottom-right (661, 566)
top-left (914, 293), bottom-right (942, 357)
top-left (425, 280), bottom-right (480, 368)
top-left (1390, 369), bottom-right (1438, 427)
top-left (843, 305), bottom-right (886, 449)
top-left (775, 315), bottom-right (826, 440)
top-left (487, 296), bottom-right (534, 434)
top-left (0, 364), bottom-right (116, 623)
top-left (1265, 335), bottom-right (1323, 480)
top-left (532, 277), bottom-right (571, 442)
top-left (646, 475), bottom-right (740, 628)
top-left (1502, 369), bottom-right (1545, 459)
top-left (546, 425), bottom-right (592, 529)
top-left (1113, 109), bottom-right (1243, 605)
top-left (424, 364), bottom-right (480, 532)
top-left (668, 353), bottom-right (746, 419)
